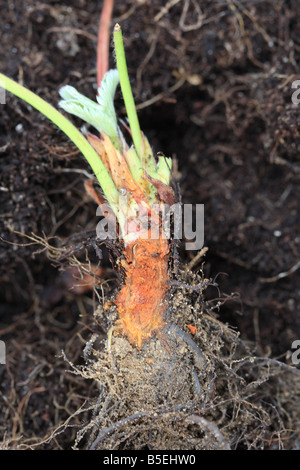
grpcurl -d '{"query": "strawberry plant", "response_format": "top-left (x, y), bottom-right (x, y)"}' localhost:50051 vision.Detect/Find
top-left (0, 23), bottom-right (174, 348)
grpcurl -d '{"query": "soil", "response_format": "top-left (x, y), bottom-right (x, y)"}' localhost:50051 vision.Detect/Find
top-left (0, 0), bottom-right (300, 450)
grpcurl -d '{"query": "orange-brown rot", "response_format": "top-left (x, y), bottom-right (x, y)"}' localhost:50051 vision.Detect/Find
top-left (187, 324), bottom-right (197, 335)
top-left (114, 236), bottom-right (170, 348)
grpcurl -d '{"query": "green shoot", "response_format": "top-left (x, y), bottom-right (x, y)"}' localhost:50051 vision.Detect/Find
top-left (113, 23), bottom-right (142, 158)
top-left (157, 156), bottom-right (173, 185)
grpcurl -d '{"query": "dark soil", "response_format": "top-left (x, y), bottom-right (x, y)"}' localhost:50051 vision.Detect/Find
top-left (0, 0), bottom-right (299, 450)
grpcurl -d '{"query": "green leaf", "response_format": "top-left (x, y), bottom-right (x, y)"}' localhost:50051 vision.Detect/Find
top-left (96, 68), bottom-right (119, 117)
top-left (58, 69), bottom-right (121, 150)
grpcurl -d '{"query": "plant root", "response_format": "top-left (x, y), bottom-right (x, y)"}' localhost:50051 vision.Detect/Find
top-left (65, 277), bottom-right (300, 450)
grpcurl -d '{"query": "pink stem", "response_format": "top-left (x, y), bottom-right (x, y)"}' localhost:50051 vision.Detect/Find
top-left (97, 0), bottom-right (115, 90)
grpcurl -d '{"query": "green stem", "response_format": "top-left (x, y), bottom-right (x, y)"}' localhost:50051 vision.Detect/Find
top-left (0, 72), bottom-right (119, 212)
top-left (113, 23), bottom-right (142, 158)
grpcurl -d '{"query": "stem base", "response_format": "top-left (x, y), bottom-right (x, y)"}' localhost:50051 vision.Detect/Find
top-left (115, 236), bottom-right (170, 348)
